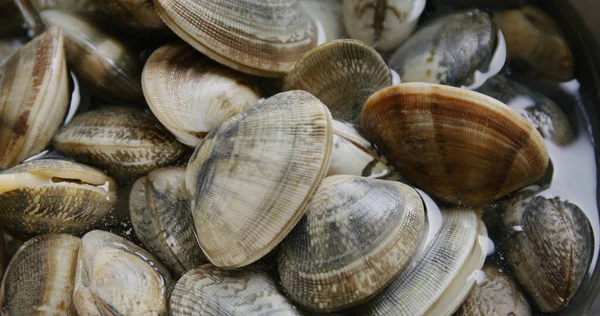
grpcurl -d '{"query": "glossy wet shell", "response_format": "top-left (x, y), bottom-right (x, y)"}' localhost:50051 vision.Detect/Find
top-left (360, 83), bottom-right (549, 205)
top-left (388, 11), bottom-right (497, 87)
top-left (283, 39), bottom-right (391, 123)
top-left (97, 0), bottom-right (167, 34)
top-left (278, 175), bottom-right (425, 312)
top-left (0, 159), bottom-right (117, 239)
top-left (494, 5), bottom-right (574, 81)
top-left (154, 0), bottom-right (319, 77)
top-left (130, 167), bottom-right (207, 277)
top-left (0, 234), bottom-right (80, 316)
top-left (40, 10), bottom-right (144, 102)
top-left (456, 266), bottom-right (531, 316)
top-left (53, 106), bottom-right (185, 178)
top-left (142, 43), bottom-right (261, 147)
top-left (501, 196), bottom-right (593, 312)
top-left (73, 230), bottom-right (172, 315)
top-left (169, 264), bottom-right (300, 316)
top-left (186, 90), bottom-right (332, 268)
top-left (0, 26), bottom-right (69, 169)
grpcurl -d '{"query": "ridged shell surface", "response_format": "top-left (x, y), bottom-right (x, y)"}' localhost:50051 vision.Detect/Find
top-left (0, 234), bottom-right (80, 316)
top-left (278, 175), bottom-right (425, 312)
top-left (283, 39), bottom-right (391, 123)
top-left (360, 83), bottom-right (549, 205)
top-left (169, 264), bottom-right (300, 316)
top-left (0, 26), bottom-right (69, 169)
top-left (154, 0), bottom-right (318, 77)
top-left (142, 43), bottom-right (261, 147)
top-left (186, 90), bottom-right (332, 268)
top-left (53, 106), bottom-right (185, 178)
top-left (130, 167), bottom-right (207, 277)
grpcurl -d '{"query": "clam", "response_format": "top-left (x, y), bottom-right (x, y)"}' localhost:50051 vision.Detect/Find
top-left (142, 42), bottom-right (261, 147)
top-left (53, 106), bottom-right (186, 178)
top-left (360, 83), bottom-right (549, 205)
top-left (0, 234), bottom-right (80, 315)
top-left (96, 0), bottom-right (167, 35)
top-left (170, 264), bottom-right (300, 315)
top-left (329, 120), bottom-right (394, 179)
top-left (300, 0), bottom-right (345, 42)
top-left (501, 195), bottom-right (593, 312)
top-left (73, 230), bottom-right (173, 315)
top-left (477, 75), bottom-right (575, 145)
top-left (283, 39), bottom-right (391, 123)
top-left (0, 26), bottom-right (69, 169)
top-left (154, 0), bottom-right (319, 77)
top-left (278, 175), bottom-right (425, 312)
top-left (494, 5), bottom-right (574, 81)
top-left (130, 167), bottom-right (207, 277)
top-left (40, 10), bottom-right (144, 102)
top-left (0, 159), bottom-right (117, 239)
top-left (456, 265), bottom-right (531, 316)
top-left (0, 37), bottom-right (26, 65)
top-left (343, 0), bottom-right (426, 51)
top-left (186, 90), bottom-right (332, 268)
top-left (388, 11), bottom-right (499, 87)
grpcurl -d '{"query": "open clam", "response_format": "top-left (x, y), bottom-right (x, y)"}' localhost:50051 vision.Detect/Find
top-left (283, 39), bottom-right (391, 123)
top-left (0, 26), bottom-right (69, 169)
top-left (154, 0), bottom-right (319, 77)
top-left (360, 83), bottom-right (549, 205)
top-left (278, 175), bottom-right (425, 312)
top-left (0, 159), bottom-right (117, 239)
top-left (186, 90), bottom-right (332, 268)
top-left (142, 42), bottom-right (261, 147)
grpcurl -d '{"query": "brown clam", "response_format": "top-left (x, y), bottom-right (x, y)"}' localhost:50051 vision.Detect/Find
top-left (0, 26), bottom-right (69, 169)
top-left (154, 0), bottom-right (319, 77)
top-left (360, 83), bottom-right (549, 205)
top-left (185, 90), bottom-right (332, 268)
top-left (142, 42), bottom-right (261, 147)
top-left (96, 0), bottom-right (168, 34)
top-left (0, 234), bottom-right (80, 316)
top-left (283, 39), bottom-right (391, 123)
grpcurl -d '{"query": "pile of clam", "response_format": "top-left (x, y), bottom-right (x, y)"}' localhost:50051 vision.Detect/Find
top-left (0, 0), bottom-right (594, 315)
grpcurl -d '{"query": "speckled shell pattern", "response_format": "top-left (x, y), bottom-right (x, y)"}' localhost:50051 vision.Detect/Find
top-left (154, 0), bottom-right (319, 77)
top-left (360, 83), bottom-right (549, 205)
top-left (185, 90), bottom-right (332, 268)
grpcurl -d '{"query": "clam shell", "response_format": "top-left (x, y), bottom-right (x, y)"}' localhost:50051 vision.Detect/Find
top-left (300, 0), bottom-right (344, 42)
top-left (186, 90), bottom-right (332, 268)
top-left (501, 195), bottom-right (593, 312)
top-left (130, 167), bottom-right (207, 277)
top-left (283, 39), bottom-right (391, 123)
top-left (40, 10), bottom-right (144, 102)
top-left (0, 159), bottom-right (117, 239)
top-left (73, 230), bottom-right (172, 315)
top-left (0, 37), bottom-right (26, 65)
top-left (170, 264), bottom-right (300, 316)
top-left (154, 0), bottom-right (318, 77)
top-left (0, 234), bottom-right (80, 316)
top-left (360, 83), bottom-right (549, 205)
top-left (494, 5), bottom-right (574, 81)
top-left (97, 0), bottom-right (167, 34)
top-left (53, 106), bottom-right (185, 178)
top-left (0, 26), bottom-right (69, 169)
top-left (142, 43), bottom-right (261, 147)
top-left (278, 175), bottom-right (425, 312)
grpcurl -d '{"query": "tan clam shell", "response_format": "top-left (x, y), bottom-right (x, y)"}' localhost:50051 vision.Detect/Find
top-left (278, 175), bottom-right (425, 312)
top-left (142, 43), bottom-right (261, 147)
top-left (0, 26), bottom-right (69, 169)
top-left (0, 159), bottom-right (117, 239)
top-left (40, 10), bottom-right (144, 102)
top-left (130, 167), bottom-right (207, 277)
top-left (360, 83), bottom-right (549, 205)
top-left (170, 264), bottom-right (300, 316)
top-left (0, 234), bottom-right (80, 315)
top-left (53, 106), bottom-right (185, 178)
top-left (73, 230), bottom-right (173, 315)
top-left (97, 0), bottom-right (167, 34)
top-left (283, 39), bottom-right (391, 123)
top-left (186, 90), bottom-right (332, 268)
top-left (154, 0), bottom-right (318, 77)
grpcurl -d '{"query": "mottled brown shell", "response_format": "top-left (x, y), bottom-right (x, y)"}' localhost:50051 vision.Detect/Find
top-left (361, 83), bottom-right (549, 205)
